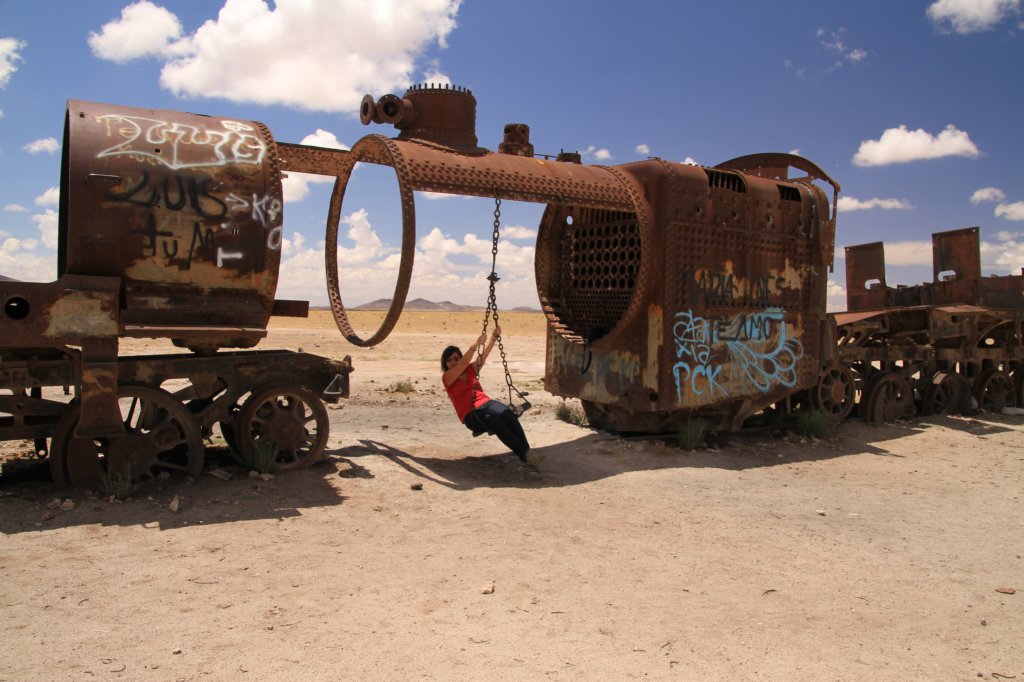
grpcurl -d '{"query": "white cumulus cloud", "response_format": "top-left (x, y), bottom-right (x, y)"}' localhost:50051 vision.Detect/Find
top-left (420, 65), bottom-right (452, 87)
top-left (826, 279), bottom-right (847, 312)
top-left (981, 231), bottom-right (1024, 272)
top-left (837, 196), bottom-right (914, 212)
top-left (91, 0), bottom-right (462, 113)
top-left (971, 186), bottom-right (1006, 204)
top-left (927, 0), bottom-right (1021, 33)
top-left (995, 201), bottom-right (1024, 221)
top-left (970, 186), bottom-right (1024, 221)
top-left (852, 124), bottom-right (980, 166)
top-left (34, 187), bottom-right (60, 206)
top-left (635, 144), bottom-right (650, 155)
top-left (23, 137), bottom-right (59, 155)
top-left (0, 237), bottom-right (58, 283)
top-left (338, 208), bottom-right (388, 264)
top-left (3, 203), bottom-right (28, 212)
top-left (31, 209), bottom-right (59, 250)
top-left (582, 146), bottom-right (613, 162)
top-left (0, 37), bottom-right (26, 89)
top-left (500, 226), bottom-right (537, 240)
top-left (874, 240), bottom-right (934, 267)
top-left (88, 1), bottom-right (185, 62)
top-left (276, 216), bottom-right (539, 309)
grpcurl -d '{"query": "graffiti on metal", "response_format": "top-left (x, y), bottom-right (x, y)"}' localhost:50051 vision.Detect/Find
top-left (688, 267), bottom-right (788, 307)
top-left (94, 112), bottom-right (282, 273)
top-left (671, 309), bottom-right (725, 398)
top-left (96, 115), bottom-right (267, 170)
top-left (672, 308), bottom-right (803, 401)
top-left (225, 193), bottom-right (282, 231)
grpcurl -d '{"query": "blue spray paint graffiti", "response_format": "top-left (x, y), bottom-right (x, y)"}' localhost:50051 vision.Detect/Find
top-left (671, 310), bottom-right (726, 400)
top-left (723, 310), bottom-right (803, 391)
top-left (672, 308), bottom-right (803, 401)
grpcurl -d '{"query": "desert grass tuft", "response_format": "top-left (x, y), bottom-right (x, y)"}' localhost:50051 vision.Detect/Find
top-left (246, 439), bottom-right (278, 474)
top-left (795, 409), bottom-right (832, 438)
top-left (677, 418), bottom-right (708, 451)
top-left (555, 401), bottom-right (588, 426)
top-left (389, 380), bottom-right (416, 394)
top-left (99, 469), bottom-right (133, 499)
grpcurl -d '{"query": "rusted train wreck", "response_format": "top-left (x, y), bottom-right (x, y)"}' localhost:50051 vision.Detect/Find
top-left (342, 85), bottom-right (1024, 432)
top-left (835, 227), bottom-right (1023, 423)
top-left (2, 88), bottom-right (1022, 492)
top-left (1, 101), bottom-right (353, 489)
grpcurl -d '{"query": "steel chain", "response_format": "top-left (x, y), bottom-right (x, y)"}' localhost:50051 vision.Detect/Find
top-left (478, 197), bottom-right (526, 407)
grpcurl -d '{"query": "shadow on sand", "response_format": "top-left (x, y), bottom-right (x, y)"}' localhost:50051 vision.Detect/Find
top-left (333, 411), bottom-right (1019, 492)
top-left (1, 413), bottom-right (1016, 534)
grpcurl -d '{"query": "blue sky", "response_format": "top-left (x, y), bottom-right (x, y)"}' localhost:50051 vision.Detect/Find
top-left (1, 0), bottom-right (1022, 310)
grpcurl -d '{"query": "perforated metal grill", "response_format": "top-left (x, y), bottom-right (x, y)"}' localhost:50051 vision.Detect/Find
top-left (555, 207), bottom-right (640, 341)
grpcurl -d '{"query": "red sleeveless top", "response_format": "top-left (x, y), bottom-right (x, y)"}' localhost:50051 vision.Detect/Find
top-left (442, 365), bottom-right (490, 422)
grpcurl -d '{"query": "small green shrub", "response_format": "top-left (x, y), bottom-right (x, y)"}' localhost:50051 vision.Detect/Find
top-left (389, 380), bottom-right (415, 394)
top-left (99, 469), bottom-right (133, 499)
top-left (677, 418), bottom-right (708, 451)
top-left (795, 409), bottom-right (832, 438)
top-left (247, 439), bottom-right (278, 474)
top-left (555, 401), bottom-right (587, 426)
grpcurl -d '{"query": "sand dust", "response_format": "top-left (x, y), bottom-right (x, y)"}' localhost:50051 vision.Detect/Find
top-left (1, 311), bottom-right (1022, 680)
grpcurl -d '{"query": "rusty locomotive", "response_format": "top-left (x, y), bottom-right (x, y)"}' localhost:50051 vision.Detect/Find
top-left (343, 85), bottom-right (1022, 432)
top-left (2, 87), bottom-right (1023, 489)
top-left (0, 101), bottom-right (354, 489)
top-left (343, 85), bottom-right (1023, 431)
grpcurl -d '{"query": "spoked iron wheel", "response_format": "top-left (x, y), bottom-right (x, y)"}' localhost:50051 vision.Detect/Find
top-left (919, 372), bottom-right (969, 417)
top-left (972, 369), bottom-right (1017, 413)
top-left (809, 364), bottom-right (856, 420)
top-left (862, 372), bottom-right (915, 424)
top-left (49, 384), bottom-right (204, 489)
top-left (236, 384), bottom-right (329, 471)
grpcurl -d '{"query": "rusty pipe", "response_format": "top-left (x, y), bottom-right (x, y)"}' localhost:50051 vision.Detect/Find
top-left (316, 132), bottom-right (651, 347)
top-left (353, 134), bottom-right (636, 210)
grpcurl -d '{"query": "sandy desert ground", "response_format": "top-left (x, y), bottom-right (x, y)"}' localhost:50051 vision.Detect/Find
top-left (1, 310), bottom-right (1022, 680)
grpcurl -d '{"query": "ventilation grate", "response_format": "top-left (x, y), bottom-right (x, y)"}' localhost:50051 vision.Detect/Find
top-left (706, 170), bottom-right (746, 193)
top-left (777, 185), bottom-right (801, 202)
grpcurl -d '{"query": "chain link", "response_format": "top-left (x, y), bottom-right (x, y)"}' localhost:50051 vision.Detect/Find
top-left (477, 197), bottom-right (526, 407)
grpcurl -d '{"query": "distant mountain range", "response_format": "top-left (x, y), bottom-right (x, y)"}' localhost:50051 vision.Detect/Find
top-left (343, 298), bottom-right (540, 312)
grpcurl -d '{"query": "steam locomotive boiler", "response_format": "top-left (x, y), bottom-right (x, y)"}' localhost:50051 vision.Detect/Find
top-left (341, 85), bottom-right (841, 432)
top-left (0, 101), bottom-right (353, 489)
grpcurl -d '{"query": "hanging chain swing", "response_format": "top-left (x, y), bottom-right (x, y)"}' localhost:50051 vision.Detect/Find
top-left (478, 197), bottom-right (531, 417)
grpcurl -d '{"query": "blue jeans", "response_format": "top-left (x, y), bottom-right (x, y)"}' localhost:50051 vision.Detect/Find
top-left (464, 400), bottom-right (530, 460)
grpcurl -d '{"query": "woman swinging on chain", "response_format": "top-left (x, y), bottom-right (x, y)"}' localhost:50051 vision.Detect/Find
top-left (441, 325), bottom-right (534, 464)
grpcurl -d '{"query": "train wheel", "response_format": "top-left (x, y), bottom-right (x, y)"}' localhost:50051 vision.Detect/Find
top-left (919, 372), bottom-right (969, 416)
top-left (49, 384), bottom-right (204, 489)
top-left (972, 369), bottom-right (1017, 413)
top-left (863, 372), bottom-right (915, 424)
top-left (809, 364), bottom-right (856, 419)
top-left (236, 384), bottom-right (329, 471)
